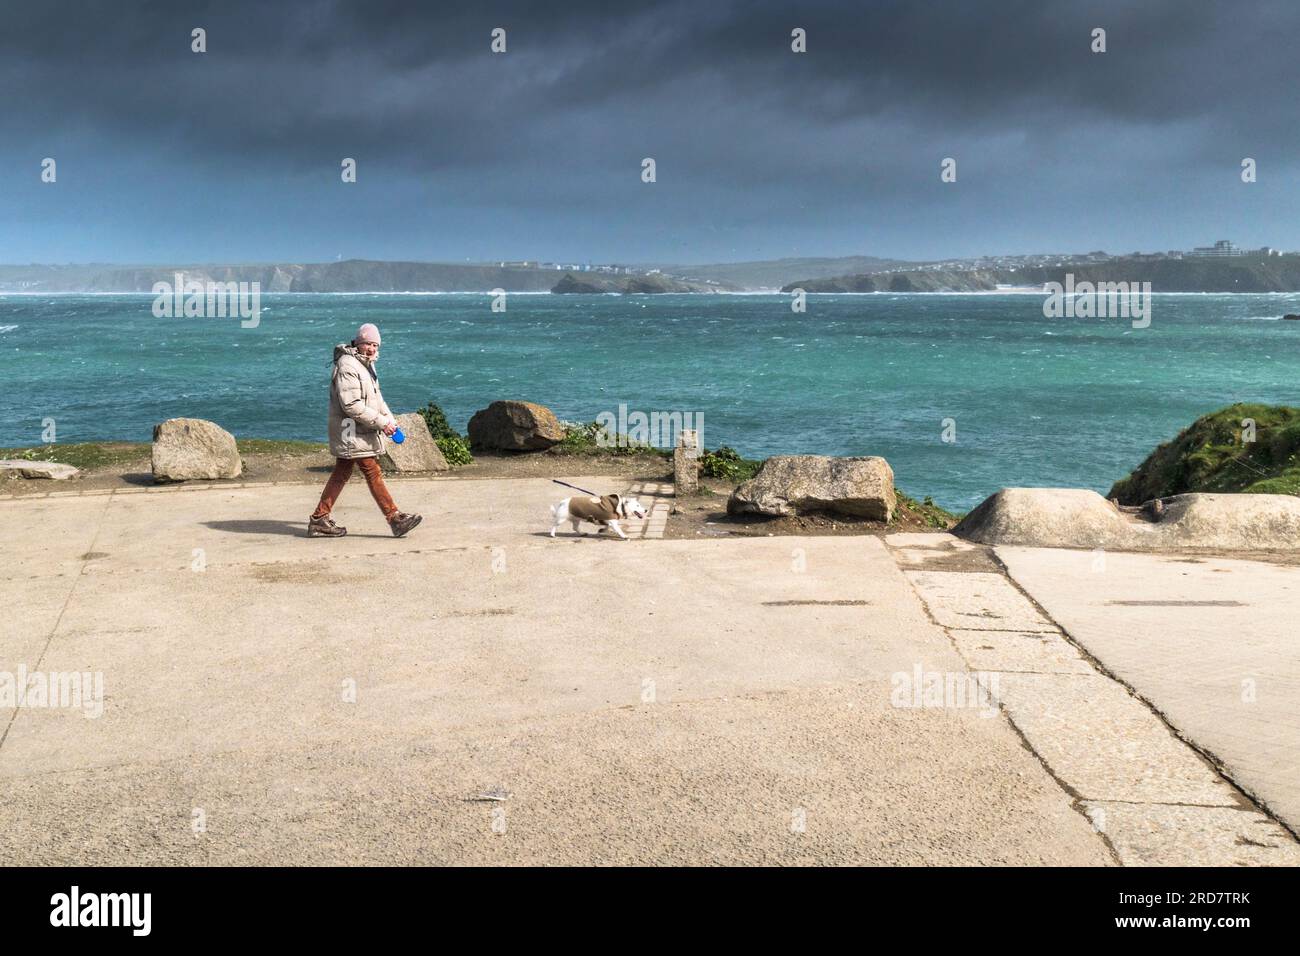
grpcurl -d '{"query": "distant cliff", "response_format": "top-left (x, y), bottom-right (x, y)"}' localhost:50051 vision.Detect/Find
top-left (11, 254), bottom-right (1300, 295)
top-left (782, 270), bottom-right (1015, 293)
top-left (551, 272), bottom-right (724, 294)
top-left (0, 259), bottom-right (740, 294)
top-left (644, 255), bottom-right (916, 290)
top-left (0, 260), bottom-right (568, 293)
top-left (782, 255), bottom-right (1300, 294)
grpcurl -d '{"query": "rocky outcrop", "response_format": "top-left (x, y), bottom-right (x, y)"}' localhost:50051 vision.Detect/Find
top-left (0, 459), bottom-right (80, 480)
top-left (151, 418), bottom-right (242, 481)
top-left (727, 455), bottom-right (895, 520)
top-left (378, 413), bottom-right (449, 472)
top-left (1284, 313), bottom-right (1300, 321)
top-left (467, 401), bottom-right (565, 451)
top-left (784, 256), bottom-right (1300, 295)
top-left (781, 270), bottom-right (1009, 293)
top-left (1108, 403), bottom-right (1300, 503)
top-left (550, 272), bottom-right (725, 294)
top-left (551, 274), bottom-right (608, 294)
top-left (953, 487), bottom-right (1300, 551)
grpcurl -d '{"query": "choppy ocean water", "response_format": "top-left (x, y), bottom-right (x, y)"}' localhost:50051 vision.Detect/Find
top-left (3, 292), bottom-right (1298, 510)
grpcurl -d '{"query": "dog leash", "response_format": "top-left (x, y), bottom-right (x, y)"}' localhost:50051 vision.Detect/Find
top-left (552, 478), bottom-right (599, 496)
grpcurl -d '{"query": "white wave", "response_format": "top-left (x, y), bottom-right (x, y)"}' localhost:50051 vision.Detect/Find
top-left (0, 324), bottom-right (17, 333)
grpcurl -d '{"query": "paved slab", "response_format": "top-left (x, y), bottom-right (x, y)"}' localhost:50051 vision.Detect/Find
top-left (947, 629), bottom-right (1096, 676)
top-left (1081, 801), bottom-right (1299, 867)
top-left (0, 479), bottom-right (1111, 865)
top-left (999, 546), bottom-right (1300, 834)
top-left (897, 545), bottom-right (1300, 866)
top-left (623, 479), bottom-right (672, 539)
top-left (904, 570), bottom-right (1056, 632)
top-left (995, 673), bottom-right (1240, 806)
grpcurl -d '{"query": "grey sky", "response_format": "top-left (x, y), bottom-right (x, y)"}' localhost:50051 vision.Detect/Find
top-left (3, 0), bottom-right (1298, 264)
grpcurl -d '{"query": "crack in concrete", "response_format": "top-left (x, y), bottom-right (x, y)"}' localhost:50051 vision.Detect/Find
top-left (0, 490), bottom-right (115, 760)
top-left (987, 548), bottom-right (1300, 843)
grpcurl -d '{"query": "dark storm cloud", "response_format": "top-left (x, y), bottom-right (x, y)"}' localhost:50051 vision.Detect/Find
top-left (4, 0), bottom-right (1300, 261)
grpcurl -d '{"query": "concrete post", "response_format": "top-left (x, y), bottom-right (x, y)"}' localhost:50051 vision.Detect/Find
top-left (674, 428), bottom-right (700, 495)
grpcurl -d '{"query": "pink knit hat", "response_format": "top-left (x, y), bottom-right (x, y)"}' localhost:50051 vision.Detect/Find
top-left (355, 323), bottom-right (381, 346)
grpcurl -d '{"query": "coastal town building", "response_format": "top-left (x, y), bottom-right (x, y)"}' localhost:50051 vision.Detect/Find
top-left (1187, 239), bottom-right (1243, 257)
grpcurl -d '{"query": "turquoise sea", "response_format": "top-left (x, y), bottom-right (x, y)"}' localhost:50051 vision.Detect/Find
top-left (3, 292), bottom-right (1298, 510)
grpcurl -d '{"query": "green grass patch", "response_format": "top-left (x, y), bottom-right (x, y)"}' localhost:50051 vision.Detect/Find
top-left (2, 438), bottom-right (327, 472)
top-left (896, 490), bottom-right (961, 528)
top-left (1109, 403), bottom-right (1300, 504)
top-left (0, 442), bottom-right (150, 470)
top-left (235, 438), bottom-right (326, 456)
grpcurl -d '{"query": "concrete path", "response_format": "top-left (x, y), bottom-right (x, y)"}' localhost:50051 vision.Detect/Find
top-left (0, 477), bottom-right (1291, 865)
top-left (998, 546), bottom-right (1300, 836)
top-left (887, 534), bottom-right (1299, 865)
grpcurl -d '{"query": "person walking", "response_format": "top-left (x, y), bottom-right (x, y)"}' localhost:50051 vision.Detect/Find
top-left (309, 323), bottom-right (422, 538)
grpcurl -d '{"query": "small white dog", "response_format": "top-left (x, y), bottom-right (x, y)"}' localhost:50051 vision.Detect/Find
top-left (550, 493), bottom-right (647, 540)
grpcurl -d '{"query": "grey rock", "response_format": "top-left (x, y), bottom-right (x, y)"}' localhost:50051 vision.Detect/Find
top-left (379, 413), bottom-right (449, 472)
top-left (151, 418), bottom-right (242, 481)
top-left (468, 401), bottom-right (564, 451)
top-left (0, 459), bottom-right (80, 480)
top-left (727, 455), bottom-right (895, 521)
top-left (954, 487), bottom-right (1300, 551)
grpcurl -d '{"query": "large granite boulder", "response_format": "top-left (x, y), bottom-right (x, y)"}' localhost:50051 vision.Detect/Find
top-left (0, 459), bottom-right (80, 480)
top-left (151, 418), bottom-right (241, 481)
top-left (379, 413), bottom-right (449, 472)
top-left (468, 401), bottom-right (564, 451)
top-left (727, 455), bottom-right (895, 521)
top-left (953, 487), bottom-right (1300, 551)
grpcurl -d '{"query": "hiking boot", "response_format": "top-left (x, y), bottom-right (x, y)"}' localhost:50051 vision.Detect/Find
top-left (389, 512), bottom-right (423, 538)
top-left (308, 515), bottom-right (347, 538)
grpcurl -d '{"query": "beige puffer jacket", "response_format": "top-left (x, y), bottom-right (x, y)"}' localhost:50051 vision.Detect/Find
top-left (328, 343), bottom-right (394, 459)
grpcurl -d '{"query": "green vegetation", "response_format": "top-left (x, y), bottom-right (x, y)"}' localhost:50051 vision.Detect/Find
top-left (1, 438), bottom-right (328, 472)
top-left (234, 438), bottom-right (325, 456)
top-left (556, 421), bottom-right (607, 452)
top-left (895, 490), bottom-right (960, 528)
top-left (555, 421), bottom-right (670, 458)
top-left (699, 446), bottom-right (762, 482)
top-left (437, 435), bottom-right (473, 467)
top-left (417, 402), bottom-right (474, 466)
top-left (1108, 403), bottom-right (1300, 504)
top-left (1, 442), bottom-right (150, 470)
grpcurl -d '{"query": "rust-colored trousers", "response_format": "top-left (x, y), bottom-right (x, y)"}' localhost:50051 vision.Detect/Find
top-left (312, 457), bottom-right (398, 521)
